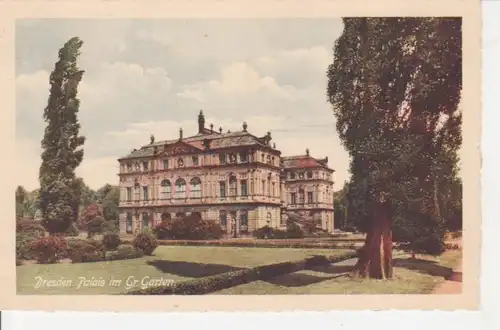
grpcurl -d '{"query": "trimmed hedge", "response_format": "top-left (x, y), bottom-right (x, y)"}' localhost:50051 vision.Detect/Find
top-left (121, 238), bottom-right (361, 250)
top-left (126, 251), bottom-right (357, 295)
top-left (106, 245), bottom-right (144, 261)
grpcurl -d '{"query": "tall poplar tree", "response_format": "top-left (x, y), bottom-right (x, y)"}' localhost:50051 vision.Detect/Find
top-left (327, 18), bottom-right (462, 279)
top-left (39, 37), bottom-right (86, 234)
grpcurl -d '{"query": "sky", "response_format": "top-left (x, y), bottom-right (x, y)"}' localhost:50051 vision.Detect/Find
top-left (15, 18), bottom-right (350, 191)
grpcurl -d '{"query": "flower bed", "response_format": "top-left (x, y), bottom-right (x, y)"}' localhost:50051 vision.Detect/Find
top-left (125, 251), bottom-right (357, 295)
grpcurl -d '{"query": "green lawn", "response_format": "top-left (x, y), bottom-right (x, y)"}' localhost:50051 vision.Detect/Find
top-left (212, 250), bottom-right (462, 294)
top-left (17, 246), bottom-right (350, 295)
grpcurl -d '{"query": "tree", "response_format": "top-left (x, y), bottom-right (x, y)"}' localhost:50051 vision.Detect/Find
top-left (15, 186), bottom-right (28, 219)
top-left (326, 18), bottom-right (462, 279)
top-left (97, 184), bottom-right (120, 222)
top-left (39, 37), bottom-right (86, 234)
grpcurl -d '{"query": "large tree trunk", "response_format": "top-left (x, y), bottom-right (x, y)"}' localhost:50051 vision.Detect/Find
top-left (351, 202), bottom-right (393, 279)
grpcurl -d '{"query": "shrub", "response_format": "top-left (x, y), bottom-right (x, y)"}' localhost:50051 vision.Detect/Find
top-left (132, 232), bottom-right (158, 255)
top-left (253, 226), bottom-right (274, 239)
top-left (102, 232), bottom-right (121, 250)
top-left (16, 233), bottom-right (37, 260)
top-left (106, 245), bottom-right (144, 261)
top-left (67, 239), bottom-right (105, 263)
top-left (285, 222), bottom-right (305, 238)
top-left (152, 214), bottom-right (224, 240)
top-left (153, 221), bottom-right (173, 239)
top-left (16, 219), bottom-right (45, 237)
top-left (31, 235), bottom-right (67, 264)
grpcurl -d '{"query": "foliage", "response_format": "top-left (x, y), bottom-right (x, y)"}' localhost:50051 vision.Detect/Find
top-left (285, 222), bottom-right (305, 238)
top-left (30, 235), bottom-right (68, 264)
top-left (132, 232), bottom-right (158, 255)
top-left (15, 186), bottom-right (28, 219)
top-left (16, 218), bottom-right (46, 237)
top-left (97, 184), bottom-right (120, 221)
top-left (152, 213), bottom-right (224, 240)
top-left (126, 252), bottom-right (357, 295)
top-left (64, 223), bottom-right (79, 237)
top-left (66, 239), bottom-right (105, 263)
top-left (39, 37), bottom-right (86, 234)
top-left (106, 245), bottom-right (144, 261)
top-left (102, 232), bottom-right (121, 250)
top-left (16, 233), bottom-right (38, 260)
top-left (253, 225), bottom-right (305, 239)
top-left (326, 18), bottom-right (462, 263)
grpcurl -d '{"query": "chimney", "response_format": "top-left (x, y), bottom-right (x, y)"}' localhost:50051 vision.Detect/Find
top-left (219, 126), bottom-right (223, 134)
top-left (179, 128), bottom-right (183, 141)
top-left (198, 110), bottom-right (205, 134)
top-left (242, 121), bottom-right (248, 132)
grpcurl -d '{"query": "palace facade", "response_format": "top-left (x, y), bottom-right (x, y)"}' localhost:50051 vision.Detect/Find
top-left (118, 111), bottom-right (334, 236)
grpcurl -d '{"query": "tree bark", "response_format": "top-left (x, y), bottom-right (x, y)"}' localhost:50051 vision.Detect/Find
top-left (351, 202), bottom-right (393, 279)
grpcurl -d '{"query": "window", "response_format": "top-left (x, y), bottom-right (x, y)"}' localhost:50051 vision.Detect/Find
top-left (219, 182), bottom-right (226, 197)
top-left (266, 155), bottom-right (271, 164)
top-left (271, 156), bottom-right (275, 165)
top-left (219, 153), bottom-right (226, 164)
top-left (177, 158), bottom-right (184, 167)
top-left (163, 158), bottom-right (169, 169)
top-left (291, 192), bottom-right (296, 204)
top-left (261, 180), bottom-right (265, 195)
top-left (240, 180), bottom-right (248, 197)
top-left (240, 210), bottom-right (248, 233)
top-left (307, 192), bottom-right (313, 204)
top-left (126, 212), bottom-right (133, 233)
top-left (142, 212), bottom-right (149, 229)
top-left (229, 153), bottom-right (237, 164)
top-left (175, 178), bottom-right (186, 198)
top-left (219, 211), bottom-right (227, 228)
top-left (299, 172), bottom-right (305, 179)
top-left (267, 178), bottom-right (271, 196)
top-left (161, 180), bottom-right (171, 199)
top-left (266, 212), bottom-right (272, 225)
top-left (229, 176), bottom-right (237, 196)
top-left (127, 164), bottom-right (132, 172)
top-left (290, 172), bottom-right (296, 179)
top-left (307, 171), bottom-right (313, 179)
top-left (250, 180), bottom-right (254, 195)
top-left (134, 183), bottom-right (140, 201)
top-left (261, 154), bottom-right (265, 162)
top-left (298, 189), bottom-right (305, 204)
top-left (192, 156), bottom-right (199, 166)
top-left (190, 177), bottom-right (202, 198)
top-left (272, 182), bottom-right (276, 197)
top-left (143, 161), bottom-right (149, 171)
top-left (240, 152), bottom-right (248, 162)
top-left (126, 187), bottom-right (132, 201)
top-left (142, 186), bottom-right (149, 200)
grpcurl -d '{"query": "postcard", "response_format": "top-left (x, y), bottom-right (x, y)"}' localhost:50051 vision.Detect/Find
top-left (0, 0), bottom-right (481, 311)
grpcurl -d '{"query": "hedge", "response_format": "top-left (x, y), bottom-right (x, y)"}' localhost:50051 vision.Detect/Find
top-left (125, 251), bottom-right (357, 295)
top-left (120, 238), bottom-right (362, 250)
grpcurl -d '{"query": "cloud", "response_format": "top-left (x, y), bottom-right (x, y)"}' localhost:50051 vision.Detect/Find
top-left (15, 18), bottom-right (352, 191)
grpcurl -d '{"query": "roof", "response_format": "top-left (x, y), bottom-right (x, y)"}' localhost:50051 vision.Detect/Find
top-left (281, 155), bottom-right (333, 171)
top-left (119, 130), bottom-right (277, 160)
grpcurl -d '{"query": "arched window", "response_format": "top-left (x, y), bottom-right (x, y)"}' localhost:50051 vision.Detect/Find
top-left (240, 210), bottom-right (248, 233)
top-left (298, 189), bottom-right (305, 204)
top-left (161, 180), bottom-right (171, 199)
top-left (190, 177), bottom-right (202, 198)
top-left (161, 212), bottom-right (171, 222)
top-left (229, 176), bottom-right (237, 196)
top-left (266, 212), bottom-right (272, 225)
top-left (175, 178), bottom-right (186, 198)
top-left (134, 183), bottom-right (140, 201)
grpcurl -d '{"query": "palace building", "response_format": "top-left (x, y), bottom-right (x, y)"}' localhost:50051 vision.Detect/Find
top-left (117, 111), bottom-right (334, 236)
